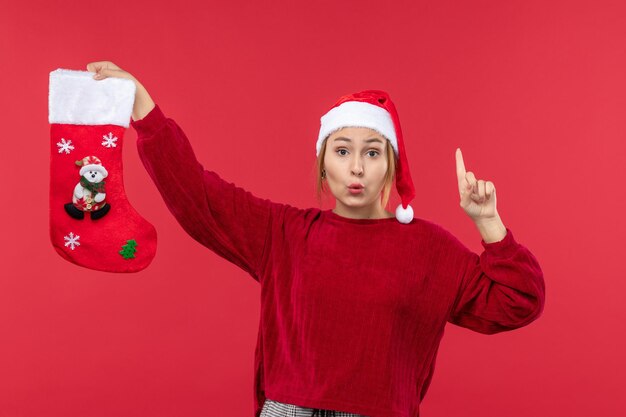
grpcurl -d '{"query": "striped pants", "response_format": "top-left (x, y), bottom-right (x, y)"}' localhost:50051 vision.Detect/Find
top-left (260, 398), bottom-right (370, 417)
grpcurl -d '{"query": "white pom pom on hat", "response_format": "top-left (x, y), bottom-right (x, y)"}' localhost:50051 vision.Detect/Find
top-left (317, 90), bottom-right (416, 224)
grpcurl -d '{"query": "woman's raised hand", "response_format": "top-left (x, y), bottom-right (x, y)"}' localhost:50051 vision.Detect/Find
top-left (455, 147), bottom-right (498, 222)
top-left (86, 61), bottom-right (155, 121)
top-left (86, 61), bottom-right (137, 82)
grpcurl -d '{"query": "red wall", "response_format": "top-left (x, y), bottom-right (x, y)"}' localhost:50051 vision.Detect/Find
top-left (1, 0), bottom-right (624, 416)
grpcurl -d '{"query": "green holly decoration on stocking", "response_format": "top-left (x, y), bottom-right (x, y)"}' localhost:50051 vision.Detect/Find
top-left (119, 239), bottom-right (138, 259)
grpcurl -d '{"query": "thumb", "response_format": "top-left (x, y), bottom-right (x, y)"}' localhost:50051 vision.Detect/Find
top-left (93, 68), bottom-right (138, 83)
top-left (93, 67), bottom-right (112, 79)
top-left (93, 67), bottom-right (130, 80)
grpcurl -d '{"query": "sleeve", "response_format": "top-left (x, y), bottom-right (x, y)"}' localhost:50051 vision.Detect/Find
top-left (131, 104), bottom-right (283, 281)
top-left (445, 227), bottom-right (546, 334)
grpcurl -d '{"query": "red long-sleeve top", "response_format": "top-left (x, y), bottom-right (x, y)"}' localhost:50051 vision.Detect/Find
top-left (131, 104), bottom-right (545, 417)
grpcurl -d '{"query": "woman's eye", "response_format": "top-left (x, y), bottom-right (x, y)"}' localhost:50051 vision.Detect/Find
top-left (336, 149), bottom-right (379, 157)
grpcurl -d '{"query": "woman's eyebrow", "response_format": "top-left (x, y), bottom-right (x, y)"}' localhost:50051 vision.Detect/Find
top-left (333, 137), bottom-right (384, 144)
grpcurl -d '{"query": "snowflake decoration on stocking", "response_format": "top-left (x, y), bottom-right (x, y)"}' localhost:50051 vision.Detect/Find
top-left (102, 132), bottom-right (118, 148)
top-left (56, 138), bottom-right (75, 154)
top-left (64, 232), bottom-right (80, 250)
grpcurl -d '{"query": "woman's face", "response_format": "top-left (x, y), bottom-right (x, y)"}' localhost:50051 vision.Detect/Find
top-left (323, 127), bottom-right (391, 218)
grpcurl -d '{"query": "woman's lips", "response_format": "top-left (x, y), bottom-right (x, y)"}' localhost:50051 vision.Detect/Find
top-left (348, 185), bottom-right (364, 194)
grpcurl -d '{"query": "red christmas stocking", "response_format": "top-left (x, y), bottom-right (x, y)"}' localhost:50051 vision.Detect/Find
top-left (48, 68), bottom-right (157, 273)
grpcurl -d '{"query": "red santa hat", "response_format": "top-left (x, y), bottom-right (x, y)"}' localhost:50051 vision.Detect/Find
top-left (317, 90), bottom-right (416, 224)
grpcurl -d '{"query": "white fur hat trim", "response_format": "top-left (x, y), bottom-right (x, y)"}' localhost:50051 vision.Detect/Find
top-left (317, 101), bottom-right (398, 156)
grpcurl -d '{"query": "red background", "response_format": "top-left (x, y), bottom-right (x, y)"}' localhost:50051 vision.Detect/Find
top-left (1, 0), bottom-right (625, 416)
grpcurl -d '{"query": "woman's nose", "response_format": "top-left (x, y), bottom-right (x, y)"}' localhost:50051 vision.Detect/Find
top-left (351, 158), bottom-right (363, 176)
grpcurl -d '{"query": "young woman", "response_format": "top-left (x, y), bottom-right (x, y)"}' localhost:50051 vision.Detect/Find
top-left (87, 61), bottom-right (545, 417)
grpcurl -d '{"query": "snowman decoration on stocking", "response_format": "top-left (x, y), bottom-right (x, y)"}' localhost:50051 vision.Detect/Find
top-left (64, 155), bottom-right (111, 220)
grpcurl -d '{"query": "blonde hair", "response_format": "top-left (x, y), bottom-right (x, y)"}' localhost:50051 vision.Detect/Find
top-left (314, 136), bottom-right (397, 208)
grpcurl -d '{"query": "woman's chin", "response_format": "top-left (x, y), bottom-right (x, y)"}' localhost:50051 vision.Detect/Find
top-left (337, 199), bottom-right (373, 210)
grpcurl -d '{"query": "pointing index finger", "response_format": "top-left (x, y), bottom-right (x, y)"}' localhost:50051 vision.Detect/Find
top-left (456, 147), bottom-right (466, 183)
